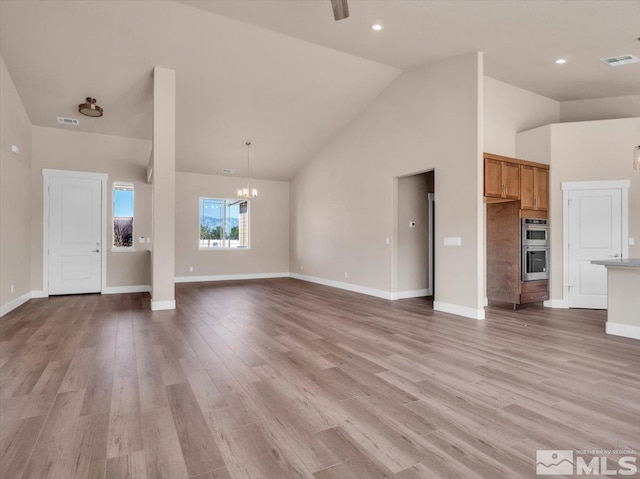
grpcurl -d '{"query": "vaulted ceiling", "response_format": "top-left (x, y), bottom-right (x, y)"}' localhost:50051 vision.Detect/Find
top-left (1, 0), bottom-right (638, 180)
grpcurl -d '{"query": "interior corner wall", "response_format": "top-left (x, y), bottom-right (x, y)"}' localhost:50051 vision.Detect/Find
top-left (290, 53), bottom-right (484, 317)
top-left (174, 171), bottom-right (290, 278)
top-left (30, 127), bottom-right (153, 292)
top-left (0, 55), bottom-right (32, 310)
top-left (483, 76), bottom-right (559, 158)
top-left (517, 117), bottom-right (640, 303)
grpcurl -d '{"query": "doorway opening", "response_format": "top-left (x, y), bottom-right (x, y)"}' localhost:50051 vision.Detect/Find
top-left (393, 170), bottom-right (434, 301)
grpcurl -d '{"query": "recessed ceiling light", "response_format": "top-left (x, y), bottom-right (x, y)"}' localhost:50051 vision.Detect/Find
top-left (555, 58), bottom-right (567, 64)
top-left (371, 24), bottom-right (383, 31)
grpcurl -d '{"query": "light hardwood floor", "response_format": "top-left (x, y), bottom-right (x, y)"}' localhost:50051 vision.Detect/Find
top-left (0, 278), bottom-right (638, 478)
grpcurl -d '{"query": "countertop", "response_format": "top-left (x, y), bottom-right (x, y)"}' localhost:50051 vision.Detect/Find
top-left (591, 258), bottom-right (640, 268)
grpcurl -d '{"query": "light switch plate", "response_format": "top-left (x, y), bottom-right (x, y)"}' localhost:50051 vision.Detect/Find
top-left (444, 237), bottom-right (462, 246)
top-left (630, 237), bottom-right (635, 246)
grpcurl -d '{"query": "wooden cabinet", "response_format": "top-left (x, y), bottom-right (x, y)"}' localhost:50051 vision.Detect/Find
top-left (485, 152), bottom-right (550, 308)
top-left (484, 158), bottom-right (520, 200)
top-left (521, 165), bottom-right (549, 211)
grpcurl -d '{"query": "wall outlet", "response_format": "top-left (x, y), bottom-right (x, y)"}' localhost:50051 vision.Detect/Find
top-left (10, 284), bottom-right (14, 293)
top-left (300, 265), bottom-right (304, 271)
top-left (189, 266), bottom-right (193, 272)
top-left (11, 145), bottom-right (19, 155)
top-left (385, 237), bottom-right (390, 244)
top-left (146, 237), bottom-right (151, 243)
top-left (630, 237), bottom-right (635, 246)
top-left (344, 272), bottom-right (348, 278)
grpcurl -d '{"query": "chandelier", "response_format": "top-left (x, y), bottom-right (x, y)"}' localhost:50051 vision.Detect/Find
top-left (237, 141), bottom-right (258, 199)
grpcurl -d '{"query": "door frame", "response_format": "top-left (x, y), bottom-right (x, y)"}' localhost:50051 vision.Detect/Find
top-left (561, 179), bottom-right (629, 308)
top-left (42, 169), bottom-right (108, 297)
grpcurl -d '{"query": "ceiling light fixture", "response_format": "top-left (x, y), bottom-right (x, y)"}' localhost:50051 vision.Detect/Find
top-left (371, 24), bottom-right (383, 31)
top-left (634, 145), bottom-right (640, 170)
top-left (555, 58), bottom-right (567, 64)
top-left (78, 97), bottom-right (103, 117)
top-left (237, 141), bottom-right (258, 199)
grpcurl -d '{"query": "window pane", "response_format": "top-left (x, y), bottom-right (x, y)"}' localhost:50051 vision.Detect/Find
top-left (113, 187), bottom-right (134, 248)
top-left (114, 189), bottom-right (134, 217)
top-left (199, 198), bottom-right (250, 249)
top-left (200, 198), bottom-right (225, 248)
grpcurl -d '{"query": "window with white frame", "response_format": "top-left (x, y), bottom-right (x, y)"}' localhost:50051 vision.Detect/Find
top-left (113, 182), bottom-right (134, 249)
top-left (199, 198), bottom-right (249, 249)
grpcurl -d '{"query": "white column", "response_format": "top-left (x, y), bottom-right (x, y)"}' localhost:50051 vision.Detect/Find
top-left (150, 66), bottom-right (176, 311)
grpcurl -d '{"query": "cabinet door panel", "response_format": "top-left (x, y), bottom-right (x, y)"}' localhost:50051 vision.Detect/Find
top-left (503, 162), bottom-right (520, 199)
top-left (484, 158), bottom-right (503, 198)
top-left (520, 165), bottom-right (535, 209)
top-left (535, 168), bottom-right (549, 211)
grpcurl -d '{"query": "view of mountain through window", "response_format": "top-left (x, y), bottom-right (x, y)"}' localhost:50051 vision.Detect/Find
top-left (199, 198), bottom-right (249, 249)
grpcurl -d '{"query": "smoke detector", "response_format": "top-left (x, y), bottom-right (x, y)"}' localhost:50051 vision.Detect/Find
top-left (221, 168), bottom-right (235, 175)
top-left (57, 117), bottom-right (79, 126)
top-left (600, 54), bottom-right (640, 67)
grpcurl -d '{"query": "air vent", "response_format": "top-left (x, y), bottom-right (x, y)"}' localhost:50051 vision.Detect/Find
top-left (600, 54), bottom-right (640, 67)
top-left (221, 168), bottom-right (235, 175)
top-left (57, 117), bottom-right (80, 125)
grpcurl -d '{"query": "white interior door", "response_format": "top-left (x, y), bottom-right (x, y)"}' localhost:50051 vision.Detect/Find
top-left (568, 188), bottom-right (622, 309)
top-left (48, 176), bottom-right (103, 294)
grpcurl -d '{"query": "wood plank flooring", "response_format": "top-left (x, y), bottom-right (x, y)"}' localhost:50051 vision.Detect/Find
top-left (1, 278), bottom-right (638, 478)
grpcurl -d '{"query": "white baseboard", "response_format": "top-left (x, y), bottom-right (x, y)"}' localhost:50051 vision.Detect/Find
top-left (150, 299), bottom-right (176, 311)
top-left (290, 273), bottom-right (393, 300)
top-left (606, 321), bottom-right (640, 340)
top-left (175, 272), bottom-right (290, 283)
top-left (31, 290), bottom-right (47, 298)
top-left (433, 301), bottom-right (485, 320)
top-left (0, 291), bottom-right (32, 318)
top-left (391, 288), bottom-right (431, 300)
top-left (102, 285), bottom-right (151, 294)
top-left (544, 298), bottom-right (569, 308)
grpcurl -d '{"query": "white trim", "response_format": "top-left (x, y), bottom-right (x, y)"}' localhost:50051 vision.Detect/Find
top-left (290, 273), bottom-right (393, 300)
top-left (176, 272), bottom-right (289, 283)
top-left (31, 290), bottom-right (47, 298)
top-left (561, 179), bottom-right (630, 191)
top-left (42, 169), bottom-right (108, 296)
top-left (562, 180), bottom-right (630, 308)
top-left (428, 192), bottom-right (434, 296)
top-left (42, 168), bottom-right (108, 181)
top-left (391, 289), bottom-right (431, 300)
top-left (543, 299), bottom-right (569, 309)
top-left (433, 301), bottom-right (486, 320)
top-left (150, 299), bottom-right (176, 311)
top-left (102, 285), bottom-right (151, 294)
top-left (0, 292), bottom-right (32, 318)
top-left (606, 321), bottom-right (640, 340)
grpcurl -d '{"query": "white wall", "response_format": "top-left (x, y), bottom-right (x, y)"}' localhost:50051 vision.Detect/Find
top-left (484, 77), bottom-right (559, 158)
top-left (175, 171), bottom-right (289, 279)
top-left (291, 53), bottom-right (485, 318)
top-left (517, 118), bottom-right (640, 303)
top-left (0, 55), bottom-right (32, 311)
top-left (31, 127), bottom-right (152, 292)
top-left (560, 95), bottom-right (640, 123)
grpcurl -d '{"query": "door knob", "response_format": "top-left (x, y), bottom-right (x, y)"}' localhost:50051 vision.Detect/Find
top-left (609, 254), bottom-right (620, 258)
top-left (92, 249), bottom-right (100, 253)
